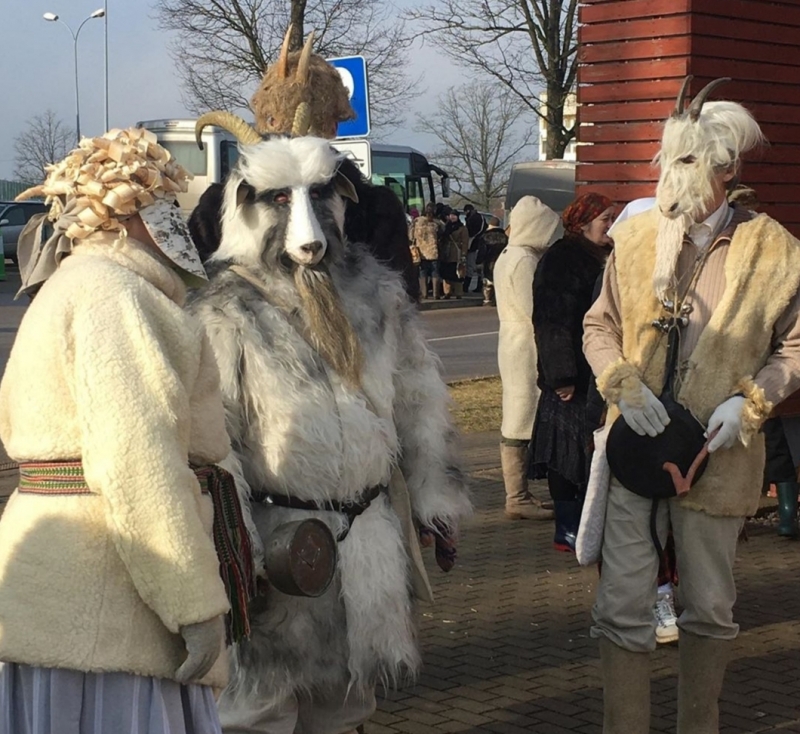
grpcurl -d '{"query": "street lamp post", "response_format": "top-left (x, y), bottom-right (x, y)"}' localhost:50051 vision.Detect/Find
top-left (43, 9), bottom-right (105, 144)
top-left (104, 0), bottom-right (109, 132)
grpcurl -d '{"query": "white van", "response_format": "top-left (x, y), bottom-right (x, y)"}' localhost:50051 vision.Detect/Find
top-left (136, 119), bottom-right (239, 215)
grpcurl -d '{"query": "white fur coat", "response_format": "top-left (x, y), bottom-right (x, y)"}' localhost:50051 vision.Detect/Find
top-left (189, 246), bottom-right (471, 705)
top-left (0, 234), bottom-right (231, 687)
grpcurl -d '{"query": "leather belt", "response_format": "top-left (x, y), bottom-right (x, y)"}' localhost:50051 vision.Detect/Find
top-left (254, 484), bottom-right (385, 540)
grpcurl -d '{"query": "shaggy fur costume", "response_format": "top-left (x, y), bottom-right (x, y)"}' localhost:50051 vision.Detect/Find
top-left (596, 206), bottom-right (800, 516)
top-left (188, 138), bottom-right (470, 708)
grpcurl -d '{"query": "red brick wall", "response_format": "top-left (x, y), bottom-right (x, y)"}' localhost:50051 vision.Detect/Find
top-left (576, 0), bottom-right (800, 236)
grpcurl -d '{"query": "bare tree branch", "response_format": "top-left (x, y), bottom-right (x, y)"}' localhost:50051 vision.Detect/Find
top-left (417, 83), bottom-right (536, 210)
top-left (154, 0), bottom-right (413, 134)
top-left (12, 110), bottom-right (75, 185)
top-left (405, 0), bottom-right (577, 158)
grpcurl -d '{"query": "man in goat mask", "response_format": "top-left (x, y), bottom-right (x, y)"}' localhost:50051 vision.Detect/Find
top-left (582, 78), bottom-right (800, 733)
top-left (188, 28), bottom-right (419, 301)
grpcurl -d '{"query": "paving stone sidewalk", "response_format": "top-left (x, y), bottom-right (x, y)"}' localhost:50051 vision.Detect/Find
top-left (366, 431), bottom-right (800, 734)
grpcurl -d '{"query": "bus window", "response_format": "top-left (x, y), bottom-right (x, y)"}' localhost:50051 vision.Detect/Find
top-left (159, 141), bottom-right (208, 176)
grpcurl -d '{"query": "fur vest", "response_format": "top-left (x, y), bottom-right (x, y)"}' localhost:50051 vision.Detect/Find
top-left (598, 209), bottom-right (800, 516)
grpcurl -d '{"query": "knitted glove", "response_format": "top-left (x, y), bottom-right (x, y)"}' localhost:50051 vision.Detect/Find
top-left (706, 396), bottom-right (746, 452)
top-left (175, 616), bottom-right (224, 683)
top-left (618, 384), bottom-right (671, 437)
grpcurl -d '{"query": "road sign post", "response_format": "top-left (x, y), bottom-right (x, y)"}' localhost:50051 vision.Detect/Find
top-left (328, 56), bottom-right (370, 139)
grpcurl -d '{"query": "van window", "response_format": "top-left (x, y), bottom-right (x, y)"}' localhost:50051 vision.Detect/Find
top-left (160, 142), bottom-right (208, 176)
top-left (220, 141), bottom-right (240, 179)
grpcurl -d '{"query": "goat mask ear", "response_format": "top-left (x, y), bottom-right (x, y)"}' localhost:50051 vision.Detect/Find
top-left (236, 181), bottom-right (256, 207)
top-left (335, 171), bottom-right (359, 204)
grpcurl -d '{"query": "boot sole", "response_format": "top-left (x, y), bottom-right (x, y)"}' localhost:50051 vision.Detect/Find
top-left (553, 542), bottom-right (575, 553)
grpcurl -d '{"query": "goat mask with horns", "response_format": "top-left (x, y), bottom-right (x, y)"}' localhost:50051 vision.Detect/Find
top-left (655, 76), bottom-right (764, 221)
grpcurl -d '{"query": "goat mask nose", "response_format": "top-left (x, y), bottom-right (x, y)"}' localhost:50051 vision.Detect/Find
top-left (300, 241), bottom-right (324, 257)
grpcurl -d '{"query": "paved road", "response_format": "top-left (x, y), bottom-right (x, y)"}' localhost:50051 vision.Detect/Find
top-left (420, 306), bottom-right (499, 382)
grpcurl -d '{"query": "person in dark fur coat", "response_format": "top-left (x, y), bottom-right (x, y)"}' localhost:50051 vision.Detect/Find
top-left (188, 158), bottom-right (420, 302)
top-left (529, 193), bottom-right (615, 552)
top-left (474, 217), bottom-right (508, 306)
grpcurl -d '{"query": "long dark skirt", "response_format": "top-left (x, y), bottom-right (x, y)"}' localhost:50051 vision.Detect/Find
top-left (529, 387), bottom-right (590, 489)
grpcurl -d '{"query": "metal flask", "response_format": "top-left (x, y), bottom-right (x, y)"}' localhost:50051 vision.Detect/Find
top-left (264, 518), bottom-right (337, 597)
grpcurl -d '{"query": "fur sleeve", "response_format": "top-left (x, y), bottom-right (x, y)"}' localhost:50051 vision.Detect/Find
top-left (189, 297), bottom-right (265, 572)
top-left (532, 244), bottom-right (581, 388)
top-left (392, 299), bottom-right (472, 532)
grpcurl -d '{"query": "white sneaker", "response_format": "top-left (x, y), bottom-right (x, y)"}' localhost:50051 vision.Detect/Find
top-left (654, 591), bottom-right (679, 644)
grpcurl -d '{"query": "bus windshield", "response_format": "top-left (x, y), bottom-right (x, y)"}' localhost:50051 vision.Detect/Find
top-left (371, 151), bottom-right (428, 215)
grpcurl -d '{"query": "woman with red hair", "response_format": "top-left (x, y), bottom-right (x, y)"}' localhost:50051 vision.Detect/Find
top-left (529, 192), bottom-right (615, 552)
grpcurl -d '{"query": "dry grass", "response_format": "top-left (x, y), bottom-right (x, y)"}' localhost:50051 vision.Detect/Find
top-left (448, 376), bottom-right (502, 434)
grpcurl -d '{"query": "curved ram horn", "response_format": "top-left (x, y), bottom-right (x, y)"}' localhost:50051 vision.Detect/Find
top-left (195, 111), bottom-right (262, 150)
top-left (296, 30), bottom-right (316, 85)
top-left (277, 24), bottom-right (293, 79)
top-left (672, 75), bottom-right (693, 117)
top-left (688, 77), bottom-right (732, 121)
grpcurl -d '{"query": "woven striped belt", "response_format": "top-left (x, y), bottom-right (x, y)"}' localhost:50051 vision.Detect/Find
top-left (18, 461), bottom-right (214, 496)
top-left (19, 461), bottom-right (94, 495)
top-left (16, 459), bottom-right (255, 644)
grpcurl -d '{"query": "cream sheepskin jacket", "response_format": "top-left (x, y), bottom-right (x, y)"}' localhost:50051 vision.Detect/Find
top-left (493, 197), bottom-right (561, 440)
top-left (0, 234), bottom-right (231, 687)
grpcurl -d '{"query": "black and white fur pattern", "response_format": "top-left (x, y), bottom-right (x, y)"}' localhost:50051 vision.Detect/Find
top-left (188, 136), bottom-right (471, 708)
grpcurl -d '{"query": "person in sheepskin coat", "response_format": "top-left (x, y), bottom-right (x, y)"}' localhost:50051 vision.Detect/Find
top-left (529, 193), bottom-right (615, 552)
top-left (0, 128), bottom-right (234, 734)
top-left (187, 134), bottom-right (471, 734)
top-left (493, 196), bottom-right (561, 520)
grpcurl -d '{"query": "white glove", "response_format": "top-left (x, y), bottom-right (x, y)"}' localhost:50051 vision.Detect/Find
top-left (175, 616), bottom-right (224, 683)
top-left (618, 384), bottom-right (670, 437)
top-left (706, 396), bottom-right (746, 453)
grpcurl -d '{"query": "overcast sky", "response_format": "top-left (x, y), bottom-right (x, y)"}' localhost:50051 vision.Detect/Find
top-left (0, 0), bottom-right (466, 181)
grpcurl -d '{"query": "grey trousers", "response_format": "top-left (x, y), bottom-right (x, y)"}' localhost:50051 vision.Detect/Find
top-left (218, 683), bottom-right (376, 734)
top-left (591, 478), bottom-right (744, 652)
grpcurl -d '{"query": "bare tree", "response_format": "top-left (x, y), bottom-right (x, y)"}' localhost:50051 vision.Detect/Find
top-left (405, 0), bottom-right (578, 159)
top-left (13, 111), bottom-right (75, 185)
top-left (418, 83), bottom-right (536, 210)
top-left (155, 0), bottom-right (413, 133)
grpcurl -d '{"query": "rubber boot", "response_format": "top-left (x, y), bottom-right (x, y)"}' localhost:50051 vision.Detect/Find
top-left (552, 500), bottom-right (581, 552)
top-left (677, 632), bottom-right (732, 734)
top-left (432, 277), bottom-right (442, 300)
top-left (598, 638), bottom-right (651, 734)
top-left (501, 443), bottom-right (554, 520)
top-left (776, 481), bottom-right (799, 538)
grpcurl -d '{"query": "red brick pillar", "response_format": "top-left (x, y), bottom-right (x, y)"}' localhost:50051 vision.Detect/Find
top-left (575, 0), bottom-right (800, 237)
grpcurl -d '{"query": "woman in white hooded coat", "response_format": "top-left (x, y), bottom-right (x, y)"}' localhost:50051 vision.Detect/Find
top-left (493, 196), bottom-right (561, 520)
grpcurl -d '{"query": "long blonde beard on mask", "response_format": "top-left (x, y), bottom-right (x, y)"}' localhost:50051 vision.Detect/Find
top-left (653, 213), bottom-right (691, 303)
top-left (295, 265), bottom-right (364, 389)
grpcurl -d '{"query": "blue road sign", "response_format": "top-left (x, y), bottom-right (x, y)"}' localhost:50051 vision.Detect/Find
top-left (328, 56), bottom-right (370, 138)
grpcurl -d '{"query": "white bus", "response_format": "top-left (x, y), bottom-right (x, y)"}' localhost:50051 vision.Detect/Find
top-left (136, 118), bottom-right (240, 214)
top-left (136, 119), bottom-right (450, 216)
